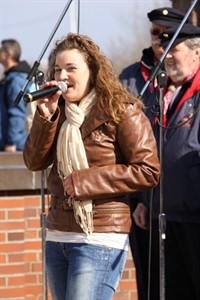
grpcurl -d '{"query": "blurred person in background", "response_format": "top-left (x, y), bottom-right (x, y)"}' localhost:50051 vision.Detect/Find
top-left (119, 7), bottom-right (189, 300)
top-left (0, 39), bottom-right (34, 151)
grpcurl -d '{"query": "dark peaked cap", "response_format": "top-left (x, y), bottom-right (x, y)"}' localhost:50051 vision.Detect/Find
top-left (159, 23), bottom-right (200, 46)
top-left (147, 7), bottom-right (189, 27)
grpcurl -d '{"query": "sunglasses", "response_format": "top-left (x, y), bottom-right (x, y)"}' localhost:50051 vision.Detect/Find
top-left (150, 29), bottom-right (162, 36)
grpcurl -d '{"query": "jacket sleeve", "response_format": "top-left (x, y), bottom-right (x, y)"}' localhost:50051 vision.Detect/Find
top-left (72, 102), bottom-right (160, 200)
top-left (23, 108), bottom-right (60, 171)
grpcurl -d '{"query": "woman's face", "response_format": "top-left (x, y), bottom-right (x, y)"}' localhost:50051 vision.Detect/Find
top-left (54, 49), bottom-right (92, 103)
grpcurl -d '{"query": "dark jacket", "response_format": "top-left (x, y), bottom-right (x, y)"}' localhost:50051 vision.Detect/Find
top-left (0, 61), bottom-right (34, 150)
top-left (119, 47), bottom-right (161, 122)
top-left (23, 98), bottom-right (160, 233)
top-left (152, 68), bottom-right (200, 223)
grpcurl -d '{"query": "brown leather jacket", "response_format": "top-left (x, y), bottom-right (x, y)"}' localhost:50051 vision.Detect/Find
top-left (23, 99), bottom-right (160, 233)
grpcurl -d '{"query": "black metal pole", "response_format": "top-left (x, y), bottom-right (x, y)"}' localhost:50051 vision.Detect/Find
top-left (157, 71), bottom-right (167, 300)
top-left (40, 169), bottom-right (48, 300)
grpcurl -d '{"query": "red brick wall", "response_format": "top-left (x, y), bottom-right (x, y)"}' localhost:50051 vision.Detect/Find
top-left (0, 195), bottom-right (138, 300)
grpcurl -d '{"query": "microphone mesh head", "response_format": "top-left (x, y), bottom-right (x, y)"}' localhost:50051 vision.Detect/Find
top-left (58, 81), bottom-right (67, 93)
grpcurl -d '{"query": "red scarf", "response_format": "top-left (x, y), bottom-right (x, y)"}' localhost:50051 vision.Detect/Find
top-left (140, 61), bottom-right (159, 93)
top-left (153, 67), bottom-right (200, 126)
top-left (174, 67), bottom-right (200, 112)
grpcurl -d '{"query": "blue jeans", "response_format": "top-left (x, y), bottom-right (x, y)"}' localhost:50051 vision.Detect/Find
top-left (45, 241), bottom-right (127, 300)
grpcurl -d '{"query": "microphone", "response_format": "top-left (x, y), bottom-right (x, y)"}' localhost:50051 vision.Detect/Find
top-left (23, 81), bottom-right (67, 103)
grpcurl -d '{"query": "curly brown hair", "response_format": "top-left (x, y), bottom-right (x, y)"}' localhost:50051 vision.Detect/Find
top-left (47, 33), bottom-right (143, 123)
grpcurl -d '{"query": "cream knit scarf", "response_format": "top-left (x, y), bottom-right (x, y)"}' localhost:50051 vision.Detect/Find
top-left (57, 88), bottom-right (97, 234)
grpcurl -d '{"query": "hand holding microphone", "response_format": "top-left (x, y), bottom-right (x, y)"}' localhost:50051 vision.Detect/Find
top-left (26, 81), bottom-right (68, 120)
top-left (23, 81), bottom-right (67, 103)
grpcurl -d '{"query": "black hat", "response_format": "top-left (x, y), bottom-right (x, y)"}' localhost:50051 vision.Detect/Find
top-left (160, 23), bottom-right (200, 46)
top-left (147, 7), bottom-right (188, 27)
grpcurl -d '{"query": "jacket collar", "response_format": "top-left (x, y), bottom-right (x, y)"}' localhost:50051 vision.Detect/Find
top-left (81, 102), bottom-right (111, 139)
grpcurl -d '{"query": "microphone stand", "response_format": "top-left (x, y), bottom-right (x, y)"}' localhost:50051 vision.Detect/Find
top-left (138, 1), bottom-right (199, 300)
top-left (40, 169), bottom-right (48, 300)
top-left (14, 0), bottom-right (74, 105)
top-left (35, 70), bottom-right (48, 300)
top-left (157, 70), bottom-right (167, 300)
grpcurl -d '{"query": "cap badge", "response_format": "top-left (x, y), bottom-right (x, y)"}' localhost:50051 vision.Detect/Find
top-left (163, 33), bottom-right (169, 39)
top-left (162, 9), bottom-right (168, 16)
